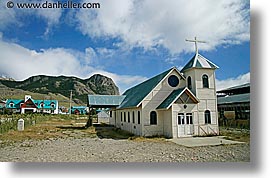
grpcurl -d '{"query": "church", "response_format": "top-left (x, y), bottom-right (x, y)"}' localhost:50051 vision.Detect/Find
top-left (87, 38), bottom-right (219, 138)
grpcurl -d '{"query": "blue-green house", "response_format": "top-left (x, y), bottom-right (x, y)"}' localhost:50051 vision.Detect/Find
top-left (5, 95), bottom-right (59, 114)
top-left (70, 106), bottom-right (87, 115)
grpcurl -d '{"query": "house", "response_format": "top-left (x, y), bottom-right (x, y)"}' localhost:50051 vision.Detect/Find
top-left (217, 83), bottom-right (250, 128)
top-left (88, 42), bottom-right (220, 138)
top-left (5, 95), bottom-right (59, 114)
top-left (97, 110), bottom-right (111, 124)
top-left (70, 106), bottom-right (87, 115)
top-left (0, 100), bottom-right (6, 113)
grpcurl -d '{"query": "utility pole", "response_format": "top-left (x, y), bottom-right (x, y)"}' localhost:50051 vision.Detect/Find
top-left (69, 90), bottom-right (72, 115)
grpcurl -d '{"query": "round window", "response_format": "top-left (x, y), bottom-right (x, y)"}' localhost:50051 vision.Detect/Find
top-left (168, 75), bottom-right (179, 87)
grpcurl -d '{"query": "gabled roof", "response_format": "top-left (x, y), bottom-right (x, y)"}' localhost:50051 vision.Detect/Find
top-left (88, 95), bottom-right (126, 107)
top-left (34, 100), bottom-right (58, 109)
top-left (5, 99), bottom-right (57, 109)
top-left (181, 53), bottom-right (219, 72)
top-left (118, 67), bottom-right (184, 109)
top-left (5, 99), bottom-right (24, 108)
top-left (157, 87), bottom-right (199, 110)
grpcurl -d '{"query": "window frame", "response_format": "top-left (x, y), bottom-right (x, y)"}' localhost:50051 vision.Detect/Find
top-left (150, 111), bottom-right (157, 125)
top-left (187, 76), bottom-right (192, 89)
top-left (205, 110), bottom-right (211, 124)
top-left (202, 74), bottom-right (209, 88)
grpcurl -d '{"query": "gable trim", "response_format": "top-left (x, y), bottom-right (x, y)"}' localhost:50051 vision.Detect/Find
top-left (136, 67), bottom-right (186, 108)
top-left (157, 87), bottom-right (199, 110)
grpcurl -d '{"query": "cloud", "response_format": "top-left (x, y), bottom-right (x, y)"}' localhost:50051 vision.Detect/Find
top-left (216, 72), bottom-right (250, 91)
top-left (0, 38), bottom-right (146, 93)
top-left (76, 0), bottom-right (250, 54)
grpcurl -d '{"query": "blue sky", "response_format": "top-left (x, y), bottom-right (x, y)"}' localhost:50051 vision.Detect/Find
top-left (0, 0), bottom-right (250, 93)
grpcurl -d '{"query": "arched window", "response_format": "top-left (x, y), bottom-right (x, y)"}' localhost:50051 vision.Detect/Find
top-left (205, 110), bottom-right (211, 124)
top-left (132, 111), bottom-right (135, 123)
top-left (138, 111), bottom-right (141, 124)
top-left (187, 76), bottom-right (192, 89)
top-left (202, 74), bottom-right (209, 88)
top-left (150, 111), bottom-right (157, 125)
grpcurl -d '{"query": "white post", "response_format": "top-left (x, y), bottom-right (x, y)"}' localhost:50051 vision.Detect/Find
top-left (17, 118), bottom-right (24, 131)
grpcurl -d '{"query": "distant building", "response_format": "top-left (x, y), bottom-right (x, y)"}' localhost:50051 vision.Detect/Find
top-left (70, 106), bottom-right (87, 115)
top-left (217, 83), bottom-right (250, 128)
top-left (0, 100), bottom-right (6, 113)
top-left (5, 95), bottom-right (59, 114)
top-left (97, 110), bottom-right (111, 124)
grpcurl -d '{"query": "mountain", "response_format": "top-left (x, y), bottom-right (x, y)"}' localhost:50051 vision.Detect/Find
top-left (0, 74), bottom-right (119, 105)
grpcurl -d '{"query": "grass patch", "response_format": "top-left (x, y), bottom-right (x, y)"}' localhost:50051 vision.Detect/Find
top-left (219, 127), bottom-right (250, 143)
top-left (94, 126), bottom-right (134, 139)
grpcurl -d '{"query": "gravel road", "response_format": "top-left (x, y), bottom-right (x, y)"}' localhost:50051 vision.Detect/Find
top-left (0, 137), bottom-right (250, 162)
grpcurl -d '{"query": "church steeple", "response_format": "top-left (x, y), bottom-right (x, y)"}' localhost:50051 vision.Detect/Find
top-left (181, 37), bottom-right (219, 72)
top-left (186, 36), bottom-right (206, 56)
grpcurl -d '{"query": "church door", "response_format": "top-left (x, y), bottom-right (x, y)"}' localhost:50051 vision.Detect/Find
top-left (177, 113), bottom-right (194, 137)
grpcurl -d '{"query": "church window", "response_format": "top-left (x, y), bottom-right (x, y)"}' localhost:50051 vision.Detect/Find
top-left (202, 74), bottom-right (209, 88)
top-left (132, 111), bottom-right (135, 123)
top-left (186, 113), bottom-right (193, 124)
top-left (120, 112), bottom-right (122, 122)
top-left (177, 113), bottom-right (185, 125)
top-left (150, 111), bottom-right (157, 125)
top-left (128, 112), bottom-right (130, 123)
top-left (168, 75), bottom-right (179, 87)
top-left (187, 76), bottom-right (192, 89)
top-left (205, 110), bottom-right (211, 124)
top-left (124, 112), bottom-right (126, 122)
top-left (138, 111), bottom-right (141, 124)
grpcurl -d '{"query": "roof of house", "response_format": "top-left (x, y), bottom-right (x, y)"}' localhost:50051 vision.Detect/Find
top-left (5, 99), bottom-right (24, 108)
top-left (217, 83), bottom-right (250, 94)
top-left (5, 99), bottom-right (57, 109)
top-left (118, 67), bottom-right (178, 109)
top-left (217, 93), bottom-right (250, 105)
top-left (33, 100), bottom-right (57, 109)
top-left (88, 95), bottom-right (126, 107)
top-left (181, 53), bottom-right (219, 72)
top-left (71, 106), bottom-right (87, 109)
top-left (157, 87), bottom-right (199, 109)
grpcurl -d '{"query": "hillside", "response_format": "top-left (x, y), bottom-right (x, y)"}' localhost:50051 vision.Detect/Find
top-left (0, 74), bottom-right (119, 106)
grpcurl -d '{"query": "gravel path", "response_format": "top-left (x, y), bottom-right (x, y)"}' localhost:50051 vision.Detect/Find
top-left (0, 137), bottom-right (250, 162)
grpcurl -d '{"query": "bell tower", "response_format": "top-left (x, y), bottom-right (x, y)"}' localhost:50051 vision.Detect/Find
top-left (181, 37), bottom-right (219, 133)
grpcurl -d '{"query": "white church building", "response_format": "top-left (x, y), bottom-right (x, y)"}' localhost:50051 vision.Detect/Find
top-left (88, 38), bottom-right (219, 138)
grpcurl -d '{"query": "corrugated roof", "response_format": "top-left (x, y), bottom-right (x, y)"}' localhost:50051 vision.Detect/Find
top-left (181, 53), bottom-right (219, 72)
top-left (217, 93), bottom-right (250, 105)
top-left (88, 95), bottom-right (126, 107)
top-left (118, 67), bottom-right (173, 109)
top-left (217, 83), bottom-right (250, 93)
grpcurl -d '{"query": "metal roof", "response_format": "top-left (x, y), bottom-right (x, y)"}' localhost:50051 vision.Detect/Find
top-left (217, 93), bottom-right (250, 105)
top-left (87, 95), bottom-right (126, 107)
top-left (217, 83), bottom-right (250, 94)
top-left (118, 67), bottom-right (174, 109)
top-left (181, 53), bottom-right (219, 72)
top-left (5, 99), bottom-right (57, 109)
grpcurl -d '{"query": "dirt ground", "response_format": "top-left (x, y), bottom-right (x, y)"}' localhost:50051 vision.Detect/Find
top-left (0, 117), bottom-right (250, 162)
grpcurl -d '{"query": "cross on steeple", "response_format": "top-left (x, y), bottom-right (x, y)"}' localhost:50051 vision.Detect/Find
top-left (186, 37), bottom-right (206, 55)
